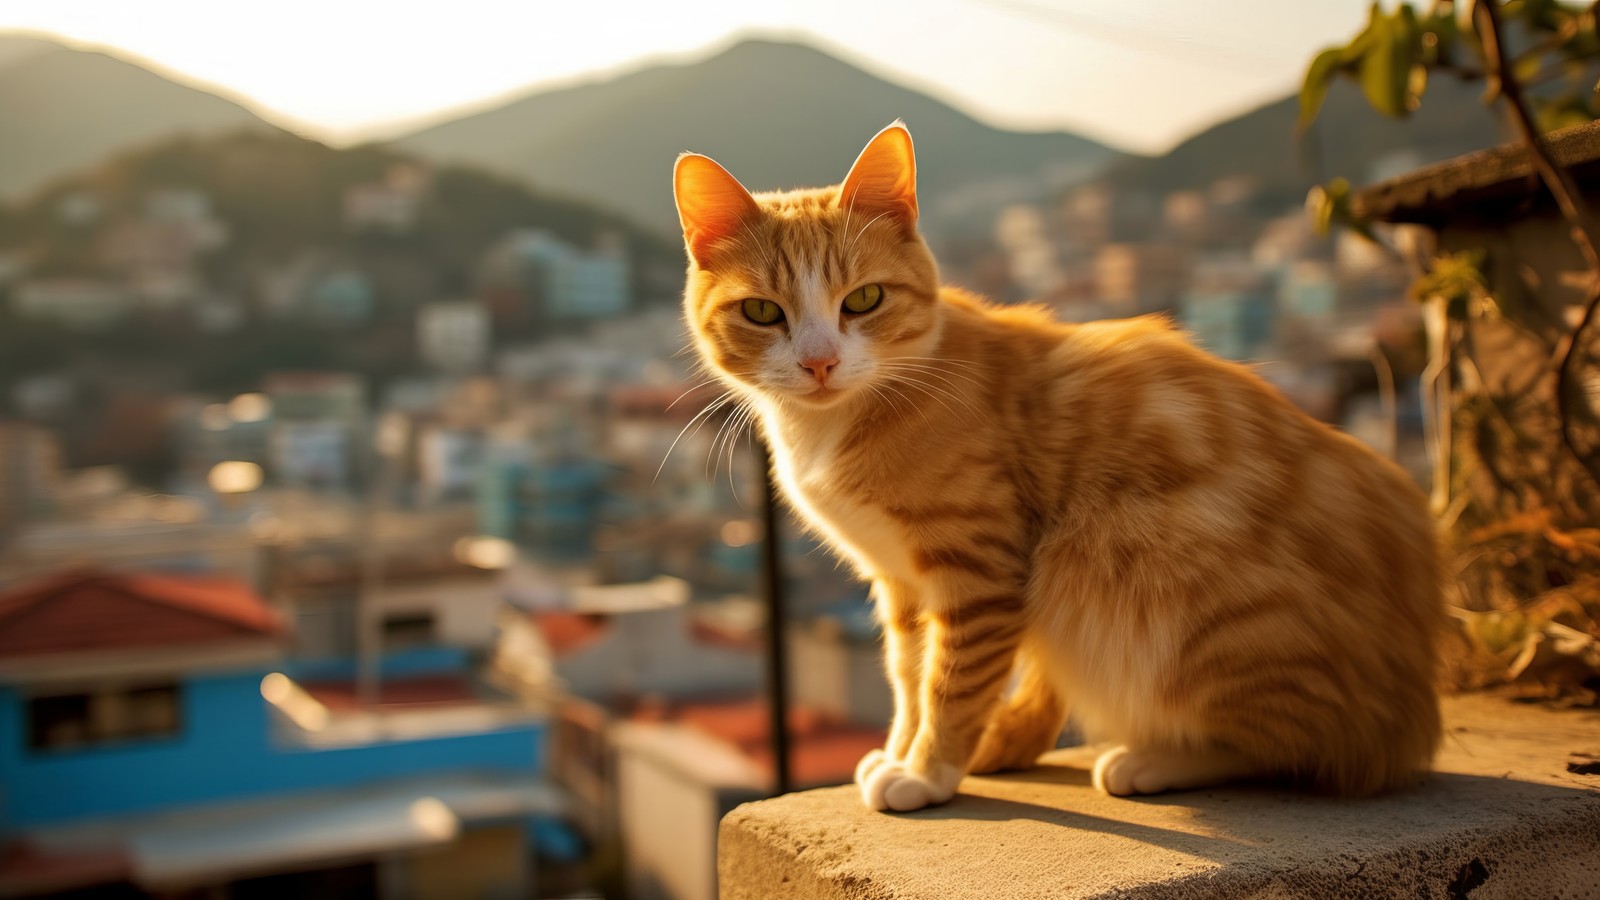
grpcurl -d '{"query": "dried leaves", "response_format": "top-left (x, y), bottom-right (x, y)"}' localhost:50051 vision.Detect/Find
top-left (1450, 509), bottom-right (1600, 703)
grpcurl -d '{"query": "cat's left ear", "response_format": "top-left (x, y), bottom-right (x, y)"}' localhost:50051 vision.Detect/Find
top-left (674, 152), bottom-right (760, 266)
top-left (839, 121), bottom-right (918, 228)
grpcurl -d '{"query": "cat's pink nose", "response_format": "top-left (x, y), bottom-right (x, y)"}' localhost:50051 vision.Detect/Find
top-left (799, 354), bottom-right (840, 384)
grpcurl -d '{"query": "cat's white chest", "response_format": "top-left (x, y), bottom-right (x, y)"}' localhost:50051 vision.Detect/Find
top-left (766, 422), bottom-right (916, 583)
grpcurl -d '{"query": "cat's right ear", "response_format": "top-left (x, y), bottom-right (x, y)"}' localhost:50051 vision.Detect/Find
top-left (840, 122), bottom-right (918, 229)
top-left (674, 153), bottom-right (760, 266)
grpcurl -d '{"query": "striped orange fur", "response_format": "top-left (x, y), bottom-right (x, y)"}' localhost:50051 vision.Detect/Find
top-left (673, 123), bottom-right (1444, 812)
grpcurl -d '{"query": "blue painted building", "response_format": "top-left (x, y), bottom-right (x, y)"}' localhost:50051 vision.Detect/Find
top-left (1181, 288), bottom-right (1278, 361)
top-left (477, 456), bottom-right (613, 563)
top-left (0, 569), bottom-right (556, 897)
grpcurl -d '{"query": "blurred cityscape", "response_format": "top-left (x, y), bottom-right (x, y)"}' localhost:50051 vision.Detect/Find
top-left (0, 23), bottom-right (1487, 900)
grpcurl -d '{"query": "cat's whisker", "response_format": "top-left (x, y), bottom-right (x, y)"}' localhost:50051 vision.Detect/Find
top-left (862, 384), bottom-right (895, 420)
top-left (706, 398), bottom-right (744, 480)
top-left (900, 385), bottom-right (980, 428)
top-left (724, 404), bottom-right (756, 505)
top-left (880, 362), bottom-right (983, 393)
top-left (738, 220), bottom-right (776, 271)
top-left (878, 359), bottom-right (979, 386)
top-left (665, 378), bottom-right (722, 411)
top-left (712, 399), bottom-right (752, 483)
top-left (883, 357), bottom-right (985, 386)
top-left (654, 392), bottom-right (734, 484)
top-left (846, 210), bottom-right (891, 254)
top-left (877, 388), bottom-right (924, 429)
top-left (889, 368), bottom-right (986, 410)
top-left (883, 353), bottom-right (979, 377)
top-left (839, 183), bottom-right (859, 255)
top-left (867, 380), bottom-right (927, 428)
top-left (895, 354), bottom-right (976, 363)
top-left (876, 366), bottom-right (984, 422)
top-left (880, 374), bottom-right (973, 426)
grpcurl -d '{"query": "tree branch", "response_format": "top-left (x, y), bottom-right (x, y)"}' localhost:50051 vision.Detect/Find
top-left (1475, 0), bottom-right (1600, 491)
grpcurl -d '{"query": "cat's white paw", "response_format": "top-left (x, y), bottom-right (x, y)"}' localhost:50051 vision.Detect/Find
top-left (860, 760), bottom-right (960, 812)
top-left (1092, 745), bottom-right (1248, 796)
top-left (854, 748), bottom-right (892, 788)
top-left (1093, 745), bottom-right (1160, 796)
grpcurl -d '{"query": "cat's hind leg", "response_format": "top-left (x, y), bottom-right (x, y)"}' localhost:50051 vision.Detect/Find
top-left (967, 650), bottom-right (1067, 774)
top-left (1092, 744), bottom-right (1255, 796)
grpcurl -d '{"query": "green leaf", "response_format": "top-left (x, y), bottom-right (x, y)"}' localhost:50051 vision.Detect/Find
top-left (1558, 12), bottom-right (1600, 60)
top-left (1408, 63), bottom-right (1428, 113)
top-left (1513, 52), bottom-right (1544, 84)
top-left (1306, 184), bottom-right (1334, 236)
top-left (1298, 3), bottom-right (1386, 130)
top-left (1299, 48), bottom-right (1346, 130)
top-left (1509, 0), bottom-right (1566, 34)
top-left (1534, 93), bottom-right (1596, 132)
top-left (1419, 7), bottom-right (1459, 67)
top-left (1359, 4), bottom-right (1420, 118)
top-left (1409, 249), bottom-right (1487, 307)
top-left (1305, 177), bottom-right (1378, 243)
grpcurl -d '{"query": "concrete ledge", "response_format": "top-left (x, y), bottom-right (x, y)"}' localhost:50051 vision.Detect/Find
top-left (718, 695), bottom-right (1600, 899)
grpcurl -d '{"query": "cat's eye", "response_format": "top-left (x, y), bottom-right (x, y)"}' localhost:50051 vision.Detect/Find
top-left (741, 298), bottom-right (785, 325)
top-left (842, 283), bottom-right (884, 315)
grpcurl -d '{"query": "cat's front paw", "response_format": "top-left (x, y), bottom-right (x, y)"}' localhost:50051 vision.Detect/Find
top-left (854, 748), bottom-right (893, 787)
top-left (859, 759), bottom-right (960, 812)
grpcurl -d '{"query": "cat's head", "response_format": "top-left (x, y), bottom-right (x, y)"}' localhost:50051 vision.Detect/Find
top-left (673, 123), bottom-right (941, 409)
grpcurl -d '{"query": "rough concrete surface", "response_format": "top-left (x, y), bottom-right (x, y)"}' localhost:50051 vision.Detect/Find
top-left (718, 694), bottom-right (1600, 899)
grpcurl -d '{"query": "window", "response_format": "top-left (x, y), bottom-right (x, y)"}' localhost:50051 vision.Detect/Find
top-left (293, 594), bottom-right (360, 659)
top-left (27, 683), bottom-right (183, 752)
top-left (381, 611), bottom-right (438, 650)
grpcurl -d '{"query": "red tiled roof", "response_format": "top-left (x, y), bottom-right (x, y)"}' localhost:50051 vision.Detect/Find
top-left (0, 569), bottom-right (282, 660)
top-left (688, 617), bottom-right (763, 653)
top-left (608, 384), bottom-right (707, 423)
top-left (743, 730), bottom-right (888, 788)
top-left (300, 673), bottom-right (479, 711)
top-left (532, 611), bottom-right (611, 659)
top-left (636, 696), bottom-right (886, 789)
top-left (0, 840), bottom-right (131, 895)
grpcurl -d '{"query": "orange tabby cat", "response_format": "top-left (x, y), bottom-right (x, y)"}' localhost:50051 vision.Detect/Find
top-left (673, 123), bottom-right (1444, 812)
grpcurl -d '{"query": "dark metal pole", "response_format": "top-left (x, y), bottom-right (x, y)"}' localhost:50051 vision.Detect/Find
top-left (755, 436), bottom-right (792, 795)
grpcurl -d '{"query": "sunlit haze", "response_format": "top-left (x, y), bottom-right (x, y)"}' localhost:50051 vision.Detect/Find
top-left (2, 0), bottom-right (1376, 153)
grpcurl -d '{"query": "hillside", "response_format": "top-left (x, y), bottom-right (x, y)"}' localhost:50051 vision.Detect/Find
top-left (0, 130), bottom-right (682, 397)
top-left (1104, 75), bottom-right (1507, 209)
top-left (0, 33), bottom-right (275, 200)
top-left (395, 38), bottom-right (1121, 236)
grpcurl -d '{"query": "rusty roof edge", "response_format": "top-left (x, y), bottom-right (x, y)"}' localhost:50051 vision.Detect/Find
top-left (1352, 118), bottom-right (1600, 224)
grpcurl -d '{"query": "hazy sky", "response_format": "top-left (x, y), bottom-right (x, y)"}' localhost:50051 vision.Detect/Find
top-left (1, 0), bottom-right (1378, 154)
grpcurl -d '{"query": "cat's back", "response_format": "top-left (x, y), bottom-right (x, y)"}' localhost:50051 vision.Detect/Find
top-left (990, 309), bottom-right (1444, 794)
top-left (1042, 313), bottom-right (1420, 511)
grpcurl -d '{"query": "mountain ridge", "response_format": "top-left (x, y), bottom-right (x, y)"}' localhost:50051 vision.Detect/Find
top-left (1, 30), bottom-right (1518, 234)
top-left (392, 37), bottom-right (1124, 236)
top-left (1102, 73), bottom-right (1507, 209)
top-left (0, 33), bottom-right (279, 200)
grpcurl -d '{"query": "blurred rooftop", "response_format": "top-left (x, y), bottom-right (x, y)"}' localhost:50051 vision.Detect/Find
top-left (1354, 119), bottom-right (1600, 225)
top-left (0, 568), bottom-right (281, 680)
